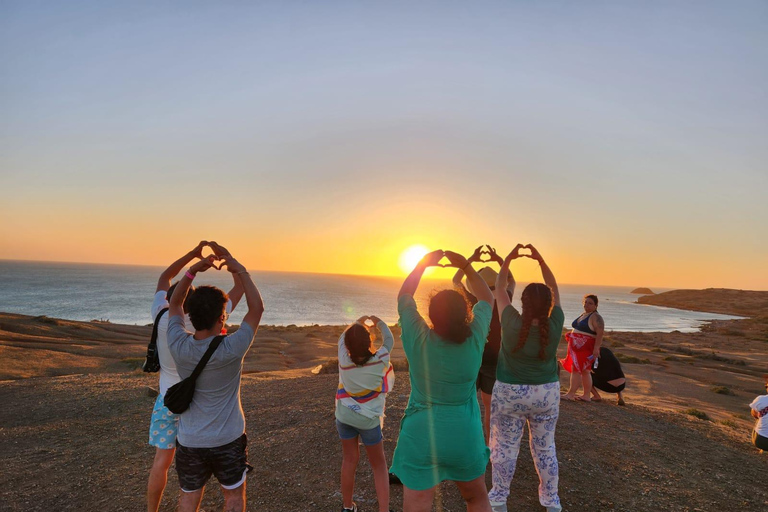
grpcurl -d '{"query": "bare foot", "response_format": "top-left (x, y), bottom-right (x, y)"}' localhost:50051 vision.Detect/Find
top-left (561, 394), bottom-right (577, 401)
top-left (575, 395), bottom-right (592, 402)
top-left (617, 396), bottom-right (626, 406)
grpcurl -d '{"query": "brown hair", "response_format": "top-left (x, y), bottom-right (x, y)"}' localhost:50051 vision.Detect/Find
top-left (428, 289), bottom-right (473, 344)
top-left (343, 323), bottom-right (374, 366)
top-left (187, 286), bottom-right (228, 331)
top-left (513, 283), bottom-right (554, 360)
top-left (167, 282), bottom-right (195, 314)
top-left (584, 294), bottom-right (599, 308)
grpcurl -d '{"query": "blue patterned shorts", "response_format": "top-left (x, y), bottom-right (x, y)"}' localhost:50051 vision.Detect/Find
top-left (148, 394), bottom-right (179, 449)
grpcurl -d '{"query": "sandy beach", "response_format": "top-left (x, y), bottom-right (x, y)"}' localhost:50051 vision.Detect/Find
top-left (1, 289), bottom-right (767, 511)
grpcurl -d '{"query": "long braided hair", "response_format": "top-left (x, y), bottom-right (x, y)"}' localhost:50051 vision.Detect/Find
top-left (513, 283), bottom-right (554, 360)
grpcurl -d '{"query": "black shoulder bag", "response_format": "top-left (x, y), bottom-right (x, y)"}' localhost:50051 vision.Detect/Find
top-left (142, 308), bottom-right (169, 373)
top-left (164, 335), bottom-right (225, 414)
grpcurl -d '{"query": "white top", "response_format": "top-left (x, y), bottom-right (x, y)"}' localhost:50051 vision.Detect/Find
top-left (751, 394), bottom-right (768, 437)
top-left (151, 291), bottom-right (232, 395)
top-left (335, 321), bottom-right (395, 429)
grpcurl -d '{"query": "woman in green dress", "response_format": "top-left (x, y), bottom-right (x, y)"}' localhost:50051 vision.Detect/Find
top-left (390, 249), bottom-right (494, 512)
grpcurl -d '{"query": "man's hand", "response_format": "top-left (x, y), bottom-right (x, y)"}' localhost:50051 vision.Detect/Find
top-left (443, 250), bottom-right (469, 269)
top-left (191, 240), bottom-right (209, 259)
top-left (209, 241), bottom-right (231, 259)
top-left (190, 256), bottom-right (216, 275)
top-left (219, 255), bottom-right (246, 274)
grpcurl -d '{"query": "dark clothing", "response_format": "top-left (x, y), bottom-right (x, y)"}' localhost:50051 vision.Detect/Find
top-left (754, 430), bottom-right (768, 451)
top-left (175, 434), bottom-right (252, 491)
top-left (571, 312), bottom-right (597, 335)
top-left (591, 347), bottom-right (625, 392)
top-left (465, 290), bottom-right (501, 392)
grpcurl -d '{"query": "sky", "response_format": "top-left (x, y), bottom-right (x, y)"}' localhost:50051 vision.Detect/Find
top-left (1, 1), bottom-right (766, 289)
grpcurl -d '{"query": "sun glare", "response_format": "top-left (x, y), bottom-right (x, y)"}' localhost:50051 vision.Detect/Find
top-left (399, 245), bottom-right (430, 274)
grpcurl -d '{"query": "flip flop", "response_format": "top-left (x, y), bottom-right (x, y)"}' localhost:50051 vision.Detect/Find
top-left (575, 396), bottom-right (592, 402)
top-left (561, 395), bottom-right (577, 401)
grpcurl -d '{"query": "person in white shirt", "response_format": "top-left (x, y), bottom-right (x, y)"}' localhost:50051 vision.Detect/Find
top-left (335, 315), bottom-right (395, 512)
top-left (750, 375), bottom-right (768, 453)
top-left (146, 241), bottom-right (243, 512)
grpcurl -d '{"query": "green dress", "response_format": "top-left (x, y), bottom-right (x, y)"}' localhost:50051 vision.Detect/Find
top-left (390, 294), bottom-right (492, 490)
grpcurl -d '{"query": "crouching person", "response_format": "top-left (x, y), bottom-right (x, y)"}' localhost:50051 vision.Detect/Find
top-left (167, 248), bottom-right (264, 512)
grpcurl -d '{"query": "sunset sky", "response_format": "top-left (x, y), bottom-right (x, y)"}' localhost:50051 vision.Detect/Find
top-left (1, 1), bottom-right (766, 289)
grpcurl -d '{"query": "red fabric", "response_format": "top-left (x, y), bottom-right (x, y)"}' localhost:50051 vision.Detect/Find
top-left (560, 331), bottom-right (595, 373)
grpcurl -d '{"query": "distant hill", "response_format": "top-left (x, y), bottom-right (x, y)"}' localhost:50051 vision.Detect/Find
top-left (631, 287), bottom-right (654, 294)
top-left (637, 288), bottom-right (768, 317)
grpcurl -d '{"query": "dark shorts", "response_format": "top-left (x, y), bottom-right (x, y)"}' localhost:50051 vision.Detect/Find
top-left (754, 430), bottom-right (768, 451)
top-left (476, 365), bottom-right (496, 395)
top-left (175, 433), bottom-right (253, 492)
top-left (594, 381), bottom-right (626, 393)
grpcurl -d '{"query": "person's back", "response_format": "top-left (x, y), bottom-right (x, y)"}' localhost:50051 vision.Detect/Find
top-left (751, 377), bottom-right (768, 453)
top-left (166, 248), bottom-right (263, 512)
top-left (168, 315), bottom-right (254, 448)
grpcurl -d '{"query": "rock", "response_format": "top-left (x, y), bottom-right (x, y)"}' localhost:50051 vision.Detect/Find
top-left (631, 287), bottom-right (654, 294)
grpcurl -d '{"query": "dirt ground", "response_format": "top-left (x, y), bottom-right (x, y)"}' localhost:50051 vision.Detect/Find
top-left (1, 288), bottom-right (767, 511)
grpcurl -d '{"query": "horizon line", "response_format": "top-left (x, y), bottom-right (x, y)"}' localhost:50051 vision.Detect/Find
top-left (0, 257), bottom-right (760, 292)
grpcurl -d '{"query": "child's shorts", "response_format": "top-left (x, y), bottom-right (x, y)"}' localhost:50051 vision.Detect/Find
top-left (335, 419), bottom-right (383, 446)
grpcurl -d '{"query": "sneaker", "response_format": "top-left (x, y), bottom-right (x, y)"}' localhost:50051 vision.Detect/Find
top-left (490, 502), bottom-right (507, 512)
top-left (341, 503), bottom-right (358, 512)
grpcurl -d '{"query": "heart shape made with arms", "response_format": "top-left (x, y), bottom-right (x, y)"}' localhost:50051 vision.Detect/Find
top-left (476, 250), bottom-right (494, 263)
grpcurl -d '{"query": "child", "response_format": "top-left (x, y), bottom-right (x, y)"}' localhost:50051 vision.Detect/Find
top-left (750, 375), bottom-right (768, 453)
top-left (335, 315), bottom-right (395, 512)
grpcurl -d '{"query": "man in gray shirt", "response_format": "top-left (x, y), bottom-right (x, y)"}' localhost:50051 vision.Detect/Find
top-left (167, 244), bottom-right (264, 512)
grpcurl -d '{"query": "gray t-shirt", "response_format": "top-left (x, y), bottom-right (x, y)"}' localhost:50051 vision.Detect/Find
top-left (167, 314), bottom-right (256, 448)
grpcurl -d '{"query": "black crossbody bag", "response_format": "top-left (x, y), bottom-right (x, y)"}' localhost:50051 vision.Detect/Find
top-left (142, 308), bottom-right (169, 373)
top-left (164, 335), bottom-right (225, 414)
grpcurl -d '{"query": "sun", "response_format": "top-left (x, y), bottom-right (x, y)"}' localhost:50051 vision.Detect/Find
top-left (398, 245), bottom-right (431, 274)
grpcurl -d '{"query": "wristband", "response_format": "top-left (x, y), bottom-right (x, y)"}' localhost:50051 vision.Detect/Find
top-left (185, 271), bottom-right (195, 280)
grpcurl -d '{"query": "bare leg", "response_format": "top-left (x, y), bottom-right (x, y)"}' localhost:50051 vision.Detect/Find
top-left (340, 437), bottom-right (360, 509)
top-left (364, 441), bottom-right (390, 512)
top-left (590, 386), bottom-right (602, 401)
top-left (481, 391), bottom-right (492, 443)
top-left (222, 482), bottom-right (246, 512)
top-left (179, 488), bottom-right (204, 512)
top-left (563, 369), bottom-right (580, 399)
top-left (617, 391), bottom-right (625, 406)
top-left (578, 370), bottom-right (592, 401)
top-left (147, 447), bottom-right (175, 512)
top-left (455, 475), bottom-right (493, 512)
top-left (403, 486), bottom-right (436, 512)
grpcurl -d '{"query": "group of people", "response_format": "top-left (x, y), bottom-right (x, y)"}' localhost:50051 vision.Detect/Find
top-left (144, 240), bottom-right (627, 512)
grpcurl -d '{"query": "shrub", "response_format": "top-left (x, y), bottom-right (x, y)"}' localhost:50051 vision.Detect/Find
top-left (610, 340), bottom-right (625, 348)
top-left (121, 357), bottom-right (144, 370)
top-left (710, 386), bottom-right (735, 396)
top-left (720, 419), bottom-right (739, 428)
top-left (682, 408), bottom-right (711, 421)
top-left (615, 353), bottom-right (651, 364)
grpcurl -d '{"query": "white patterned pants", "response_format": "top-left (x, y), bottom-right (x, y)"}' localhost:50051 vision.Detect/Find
top-left (488, 381), bottom-right (561, 510)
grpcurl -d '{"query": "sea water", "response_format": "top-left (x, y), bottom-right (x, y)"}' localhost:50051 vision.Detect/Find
top-left (0, 260), bottom-right (743, 332)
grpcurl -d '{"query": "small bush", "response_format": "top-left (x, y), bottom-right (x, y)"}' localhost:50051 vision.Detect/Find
top-left (121, 357), bottom-right (144, 370)
top-left (610, 340), bottom-right (625, 348)
top-left (731, 413), bottom-right (748, 420)
top-left (710, 385), bottom-right (735, 396)
top-left (720, 419), bottom-right (739, 428)
top-left (663, 355), bottom-right (680, 362)
top-left (650, 348), bottom-right (665, 353)
top-left (682, 408), bottom-right (711, 421)
top-left (615, 353), bottom-right (651, 364)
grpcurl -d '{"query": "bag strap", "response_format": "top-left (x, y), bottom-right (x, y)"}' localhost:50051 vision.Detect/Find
top-left (187, 335), bottom-right (226, 383)
top-left (149, 308), bottom-right (169, 347)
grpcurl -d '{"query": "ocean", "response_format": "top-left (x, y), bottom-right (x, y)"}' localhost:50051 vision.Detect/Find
top-left (0, 260), bottom-right (743, 332)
